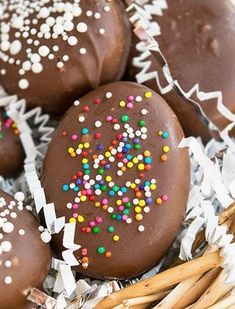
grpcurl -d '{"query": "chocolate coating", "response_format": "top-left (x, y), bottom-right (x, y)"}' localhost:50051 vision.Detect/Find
top-left (130, 0), bottom-right (235, 141)
top-left (0, 0), bottom-right (131, 115)
top-left (42, 82), bottom-right (190, 279)
top-left (0, 191), bottom-right (51, 309)
top-left (0, 110), bottom-right (25, 178)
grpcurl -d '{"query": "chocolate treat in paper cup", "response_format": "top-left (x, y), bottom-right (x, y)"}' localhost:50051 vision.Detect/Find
top-left (128, 0), bottom-right (235, 142)
top-left (41, 81), bottom-right (190, 280)
top-left (0, 0), bottom-right (131, 116)
top-left (0, 190), bottom-right (51, 309)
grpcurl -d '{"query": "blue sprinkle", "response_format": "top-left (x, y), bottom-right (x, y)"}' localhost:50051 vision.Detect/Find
top-left (125, 144), bottom-right (132, 149)
top-left (127, 154), bottom-right (132, 161)
top-left (73, 186), bottom-right (79, 192)
top-left (109, 190), bottom-right (115, 196)
top-left (83, 163), bottom-right (89, 169)
top-left (76, 179), bottom-right (82, 185)
top-left (145, 181), bottom-right (151, 187)
top-left (82, 128), bottom-right (89, 135)
top-left (146, 198), bottom-right (152, 205)
top-left (62, 184), bottom-right (69, 192)
top-left (162, 131), bottom-right (169, 139)
top-left (94, 184), bottom-right (100, 189)
top-left (97, 144), bottom-right (103, 151)
top-left (121, 187), bottom-right (127, 193)
top-left (134, 138), bottom-right (140, 144)
top-left (144, 157), bottom-right (152, 164)
top-left (116, 214), bottom-right (122, 221)
top-left (122, 148), bottom-right (128, 154)
top-left (104, 164), bottom-right (111, 170)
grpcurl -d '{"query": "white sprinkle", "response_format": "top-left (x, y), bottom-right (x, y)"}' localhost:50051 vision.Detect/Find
top-left (46, 17), bottom-right (55, 27)
top-left (18, 78), bottom-right (29, 90)
top-left (135, 96), bottom-right (142, 102)
top-left (32, 63), bottom-right (43, 73)
top-left (1, 241), bottom-right (12, 252)
top-left (2, 222), bottom-right (14, 234)
top-left (14, 192), bottom-right (25, 202)
top-left (18, 229), bottom-right (25, 236)
top-left (107, 207), bottom-right (114, 213)
top-left (4, 276), bottom-right (12, 285)
top-left (40, 23), bottom-right (50, 33)
top-left (99, 28), bottom-right (105, 34)
top-left (106, 92), bottom-right (112, 99)
top-left (38, 45), bottom-right (50, 57)
top-left (79, 48), bottom-right (86, 55)
top-left (38, 226), bottom-right (44, 232)
top-left (95, 121), bottom-right (102, 128)
top-left (30, 53), bottom-right (41, 63)
top-left (114, 124), bottom-right (120, 130)
top-left (64, 21), bottom-right (74, 32)
top-left (73, 7), bottom-right (82, 17)
top-left (53, 23), bottom-right (64, 35)
top-left (57, 61), bottom-right (64, 69)
top-left (144, 206), bottom-right (150, 213)
top-left (126, 218), bottom-right (132, 224)
top-left (68, 36), bottom-right (78, 46)
top-left (12, 17), bottom-right (23, 29)
top-left (5, 260), bottom-right (12, 268)
top-left (1, 41), bottom-right (10, 52)
top-left (74, 100), bottom-right (80, 106)
top-left (138, 225), bottom-right (145, 232)
top-left (86, 10), bottom-right (93, 17)
top-left (78, 115), bottom-right (85, 123)
top-left (94, 13), bottom-right (101, 19)
top-left (77, 22), bottom-right (88, 33)
top-left (141, 109), bottom-right (149, 115)
top-left (40, 230), bottom-right (52, 243)
top-left (10, 40), bottom-right (22, 55)
top-left (117, 170), bottom-right (123, 176)
top-left (39, 7), bottom-right (50, 19)
top-left (104, 6), bottom-right (110, 12)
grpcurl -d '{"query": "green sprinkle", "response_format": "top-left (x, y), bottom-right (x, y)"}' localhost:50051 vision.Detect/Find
top-left (101, 185), bottom-right (107, 192)
top-left (121, 115), bottom-right (129, 122)
top-left (113, 186), bottom-right (119, 192)
top-left (123, 209), bottom-right (130, 215)
top-left (108, 226), bottom-right (115, 233)
top-left (138, 120), bottom-right (145, 127)
top-left (93, 227), bottom-right (101, 234)
top-left (97, 246), bottom-right (105, 254)
top-left (98, 168), bottom-right (104, 175)
top-left (111, 214), bottom-right (116, 219)
top-left (0, 132), bottom-right (4, 140)
top-left (134, 144), bottom-right (141, 150)
top-left (125, 202), bottom-right (131, 208)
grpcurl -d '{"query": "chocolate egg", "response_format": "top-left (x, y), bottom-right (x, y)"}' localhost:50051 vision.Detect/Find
top-left (130, 0), bottom-right (235, 141)
top-left (0, 0), bottom-right (131, 115)
top-left (41, 82), bottom-right (190, 279)
top-left (0, 191), bottom-right (51, 309)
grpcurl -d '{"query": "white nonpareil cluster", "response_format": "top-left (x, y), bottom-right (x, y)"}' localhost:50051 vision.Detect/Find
top-left (0, 0), bottom-right (110, 90)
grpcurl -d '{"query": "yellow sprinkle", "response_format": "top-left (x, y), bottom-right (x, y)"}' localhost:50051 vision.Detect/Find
top-left (138, 163), bottom-right (145, 171)
top-left (158, 130), bottom-right (163, 136)
top-left (135, 214), bottom-right (143, 221)
top-left (127, 162), bottom-right (134, 168)
top-left (145, 91), bottom-right (152, 98)
top-left (106, 176), bottom-right (112, 182)
top-left (68, 147), bottom-right (74, 154)
top-left (84, 142), bottom-right (90, 149)
top-left (119, 100), bottom-right (126, 107)
top-left (116, 200), bottom-right (122, 206)
top-left (163, 146), bottom-right (170, 153)
top-left (113, 235), bottom-right (120, 241)
top-left (139, 200), bottom-right (146, 207)
top-left (78, 144), bottom-right (83, 149)
top-left (105, 151), bottom-right (111, 158)
top-left (70, 152), bottom-right (76, 157)
top-left (130, 183), bottom-right (136, 189)
top-left (133, 157), bottom-right (139, 164)
top-left (156, 198), bottom-right (162, 205)
top-left (135, 206), bottom-right (142, 213)
top-left (80, 196), bottom-right (87, 202)
top-left (82, 158), bottom-right (88, 164)
top-left (95, 202), bottom-right (100, 208)
top-left (150, 184), bottom-right (156, 190)
top-left (69, 218), bottom-right (76, 223)
top-left (78, 215), bottom-right (85, 223)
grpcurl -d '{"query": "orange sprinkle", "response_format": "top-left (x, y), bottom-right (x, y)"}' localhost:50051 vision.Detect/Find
top-left (106, 251), bottom-right (112, 258)
top-left (160, 155), bottom-right (167, 161)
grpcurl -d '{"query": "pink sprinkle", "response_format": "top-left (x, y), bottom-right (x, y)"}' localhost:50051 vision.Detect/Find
top-left (102, 198), bottom-right (108, 205)
top-left (161, 195), bottom-right (168, 202)
top-left (128, 95), bottom-right (134, 101)
top-left (119, 206), bottom-right (124, 211)
top-left (123, 158), bottom-right (128, 164)
top-left (106, 116), bottom-right (112, 122)
top-left (86, 189), bottom-right (92, 195)
top-left (127, 103), bottom-right (133, 109)
top-left (71, 134), bottom-right (78, 141)
top-left (96, 216), bottom-right (103, 223)
top-left (122, 215), bottom-right (128, 221)
top-left (117, 133), bottom-right (122, 140)
top-left (73, 213), bottom-right (78, 218)
top-left (123, 197), bottom-right (129, 203)
top-left (72, 204), bottom-right (79, 209)
top-left (89, 221), bottom-right (96, 227)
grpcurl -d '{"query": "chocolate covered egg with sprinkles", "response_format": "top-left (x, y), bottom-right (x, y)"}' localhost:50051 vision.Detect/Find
top-left (41, 82), bottom-right (190, 279)
top-left (0, 191), bottom-right (51, 309)
top-left (0, 109), bottom-right (25, 178)
top-left (0, 0), bottom-right (131, 115)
